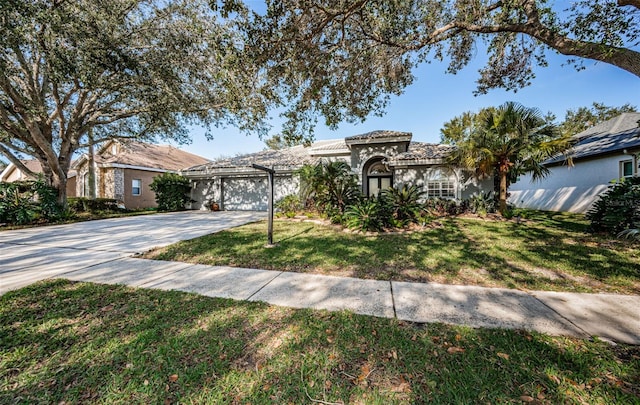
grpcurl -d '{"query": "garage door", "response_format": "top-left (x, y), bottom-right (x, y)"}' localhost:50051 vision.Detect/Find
top-left (222, 177), bottom-right (268, 211)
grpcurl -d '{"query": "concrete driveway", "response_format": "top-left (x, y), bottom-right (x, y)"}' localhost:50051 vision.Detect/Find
top-left (0, 211), bottom-right (265, 294)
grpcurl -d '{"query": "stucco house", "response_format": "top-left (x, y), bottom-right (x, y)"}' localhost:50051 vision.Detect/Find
top-left (0, 159), bottom-right (77, 197)
top-left (73, 140), bottom-right (210, 209)
top-left (183, 130), bottom-right (491, 211)
top-left (509, 112), bottom-right (640, 213)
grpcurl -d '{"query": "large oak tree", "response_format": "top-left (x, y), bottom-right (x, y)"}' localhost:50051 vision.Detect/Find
top-left (248, 0), bottom-right (639, 142)
top-left (0, 0), bottom-right (271, 205)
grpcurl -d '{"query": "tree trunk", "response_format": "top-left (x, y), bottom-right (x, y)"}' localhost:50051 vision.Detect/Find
top-left (88, 130), bottom-right (96, 199)
top-left (52, 173), bottom-right (68, 209)
top-left (498, 170), bottom-right (508, 215)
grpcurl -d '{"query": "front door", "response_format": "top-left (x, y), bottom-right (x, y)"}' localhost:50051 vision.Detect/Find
top-left (368, 176), bottom-right (392, 197)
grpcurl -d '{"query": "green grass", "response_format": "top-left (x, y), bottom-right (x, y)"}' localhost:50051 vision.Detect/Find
top-left (147, 211), bottom-right (640, 294)
top-left (1, 280), bottom-right (638, 404)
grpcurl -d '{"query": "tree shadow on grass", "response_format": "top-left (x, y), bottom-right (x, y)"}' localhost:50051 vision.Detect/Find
top-left (1, 280), bottom-right (638, 404)
top-left (148, 219), bottom-right (639, 293)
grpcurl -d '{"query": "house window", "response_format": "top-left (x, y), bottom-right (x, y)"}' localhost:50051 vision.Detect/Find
top-left (620, 160), bottom-right (633, 178)
top-left (132, 179), bottom-right (142, 196)
top-left (426, 181), bottom-right (455, 199)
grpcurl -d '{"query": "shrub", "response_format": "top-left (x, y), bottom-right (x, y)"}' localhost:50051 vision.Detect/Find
top-left (276, 194), bottom-right (302, 218)
top-left (297, 161), bottom-right (360, 218)
top-left (381, 185), bottom-right (424, 224)
top-left (345, 199), bottom-right (383, 232)
top-left (149, 173), bottom-right (192, 211)
top-left (0, 180), bottom-right (63, 225)
top-left (586, 177), bottom-right (640, 234)
top-left (468, 192), bottom-right (496, 216)
top-left (67, 197), bottom-right (122, 213)
top-left (423, 198), bottom-right (460, 217)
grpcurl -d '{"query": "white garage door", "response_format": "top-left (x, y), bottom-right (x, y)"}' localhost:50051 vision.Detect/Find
top-left (222, 177), bottom-right (268, 211)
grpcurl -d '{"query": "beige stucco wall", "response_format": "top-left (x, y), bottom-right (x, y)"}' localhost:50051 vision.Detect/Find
top-left (66, 176), bottom-right (77, 197)
top-left (123, 169), bottom-right (161, 209)
top-left (2, 167), bottom-right (25, 182)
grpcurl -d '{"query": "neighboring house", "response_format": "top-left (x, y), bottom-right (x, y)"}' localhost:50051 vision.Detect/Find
top-left (183, 130), bottom-right (491, 211)
top-left (72, 140), bottom-right (210, 209)
top-left (509, 113), bottom-right (640, 213)
top-left (0, 159), bottom-right (77, 197)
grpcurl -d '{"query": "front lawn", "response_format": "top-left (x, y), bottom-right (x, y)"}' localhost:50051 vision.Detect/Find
top-left (2, 280), bottom-right (638, 404)
top-left (146, 211), bottom-right (640, 294)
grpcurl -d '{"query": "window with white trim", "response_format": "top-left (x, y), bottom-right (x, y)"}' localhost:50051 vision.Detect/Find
top-left (132, 179), bottom-right (142, 196)
top-left (620, 160), bottom-right (634, 179)
top-left (426, 180), bottom-right (455, 199)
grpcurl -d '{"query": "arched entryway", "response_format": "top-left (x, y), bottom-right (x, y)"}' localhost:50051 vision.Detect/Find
top-left (363, 157), bottom-right (393, 197)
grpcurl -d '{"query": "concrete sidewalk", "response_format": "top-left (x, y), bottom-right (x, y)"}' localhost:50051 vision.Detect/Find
top-left (1, 211), bottom-right (638, 345)
top-left (55, 257), bottom-right (640, 345)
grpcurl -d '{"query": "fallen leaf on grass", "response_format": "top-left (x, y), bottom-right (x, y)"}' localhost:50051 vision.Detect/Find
top-left (497, 352), bottom-right (510, 360)
top-left (447, 346), bottom-right (465, 354)
top-left (168, 374), bottom-right (178, 382)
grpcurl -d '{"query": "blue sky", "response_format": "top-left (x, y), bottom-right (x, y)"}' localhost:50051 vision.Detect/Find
top-left (176, 47), bottom-right (640, 160)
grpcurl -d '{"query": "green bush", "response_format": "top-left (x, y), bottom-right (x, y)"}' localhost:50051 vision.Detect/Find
top-left (345, 199), bottom-right (384, 232)
top-left (586, 177), bottom-right (640, 234)
top-left (468, 192), bottom-right (496, 216)
top-left (0, 180), bottom-right (63, 225)
top-left (275, 194), bottom-right (302, 218)
top-left (381, 185), bottom-right (424, 225)
top-left (67, 197), bottom-right (121, 213)
top-left (296, 161), bottom-right (360, 217)
top-left (423, 198), bottom-right (461, 217)
top-left (149, 173), bottom-right (192, 211)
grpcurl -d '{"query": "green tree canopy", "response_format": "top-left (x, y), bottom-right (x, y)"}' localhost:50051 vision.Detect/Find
top-left (247, 0), bottom-right (639, 141)
top-left (0, 0), bottom-right (271, 205)
top-left (442, 102), bottom-right (570, 214)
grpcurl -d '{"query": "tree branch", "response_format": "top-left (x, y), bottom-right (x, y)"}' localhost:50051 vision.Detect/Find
top-left (0, 143), bottom-right (39, 179)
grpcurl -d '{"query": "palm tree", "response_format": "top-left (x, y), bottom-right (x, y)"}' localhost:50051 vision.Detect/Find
top-left (449, 102), bottom-right (571, 214)
top-left (297, 161), bottom-right (359, 214)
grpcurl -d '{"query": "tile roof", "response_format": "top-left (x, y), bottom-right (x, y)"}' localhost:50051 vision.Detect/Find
top-left (345, 130), bottom-right (412, 142)
top-left (386, 142), bottom-right (456, 163)
top-left (96, 141), bottom-right (210, 171)
top-left (546, 113), bottom-right (640, 164)
top-left (308, 139), bottom-right (349, 154)
top-left (185, 144), bottom-right (317, 173)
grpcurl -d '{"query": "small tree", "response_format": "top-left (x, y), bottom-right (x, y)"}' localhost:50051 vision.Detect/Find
top-left (149, 173), bottom-right (192, 212)
top-left (444, 102), bottom-right (571, 214)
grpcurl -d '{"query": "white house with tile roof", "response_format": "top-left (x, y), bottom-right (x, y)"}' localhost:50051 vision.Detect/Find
top-left (182, 130), bottom-right (491, 211)
top-left (509, 113), bottom-right (640, 213)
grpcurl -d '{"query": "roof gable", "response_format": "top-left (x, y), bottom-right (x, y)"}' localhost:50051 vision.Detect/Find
top-left (345, 130), bottom-right (412, 146)
top-left (75, 140), bottom-right (210, 172)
